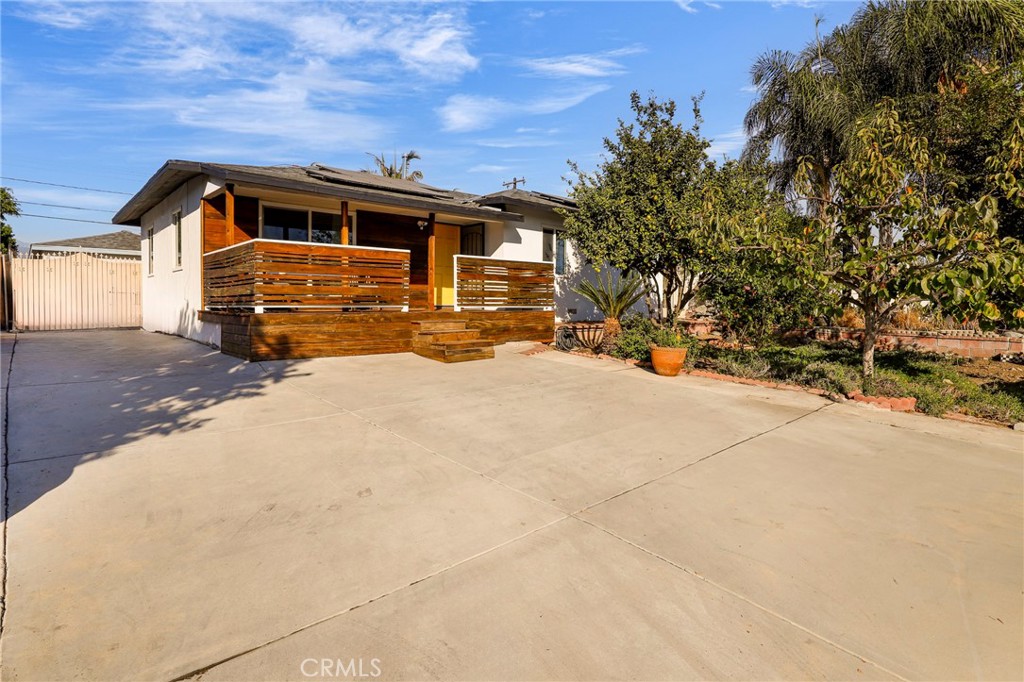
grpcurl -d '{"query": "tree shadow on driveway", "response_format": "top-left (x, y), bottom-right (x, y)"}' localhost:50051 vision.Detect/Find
top-left (1, 330), bottom-right (316, 521)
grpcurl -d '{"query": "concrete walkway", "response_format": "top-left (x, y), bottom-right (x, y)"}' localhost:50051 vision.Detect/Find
top-left (1, 331), bottom-right (1020, 681)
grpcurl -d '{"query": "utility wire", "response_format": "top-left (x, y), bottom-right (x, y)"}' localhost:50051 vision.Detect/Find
top-left (18, 213), bottom-right (113, 225)
top-left (1, 176), bottom-right (133, 196)
top-left (20, 201), bottom-right (117, 213)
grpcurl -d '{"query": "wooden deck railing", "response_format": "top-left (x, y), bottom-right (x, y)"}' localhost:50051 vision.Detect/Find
top-left (203, 239), bottom-right (410, 312)
top-left (454, 255), bottom-right (554, 311)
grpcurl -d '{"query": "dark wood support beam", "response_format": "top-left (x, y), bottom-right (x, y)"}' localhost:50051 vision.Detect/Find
top-left (426, 212), bottom-right (436, 310)
top-left (225, 183), bottom-right (236, 245)
top-left (340, 200), bottom-right (350, 245)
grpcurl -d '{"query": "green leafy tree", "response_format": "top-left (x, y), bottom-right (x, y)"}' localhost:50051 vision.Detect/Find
top-left (767, 102), bottom-right (1024, 379)
top-left (367, 150), bottom-right (424, 181)
top-left (1, 186), bottom-right (20, 255)
top-left (744, 0), bottom-right (1024, 205)
top-left (563, 92), bottom-right (723, 326)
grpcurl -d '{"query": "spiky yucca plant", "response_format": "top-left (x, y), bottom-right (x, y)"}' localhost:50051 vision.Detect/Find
top-left (572, 271), bottom-right (645, 337)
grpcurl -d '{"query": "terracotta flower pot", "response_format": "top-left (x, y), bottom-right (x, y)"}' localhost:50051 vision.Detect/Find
top-left (650, 345), bottom-right (688, 377)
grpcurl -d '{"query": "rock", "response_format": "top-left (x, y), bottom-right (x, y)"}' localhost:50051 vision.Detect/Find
top-left (1014, 422), bottom-right (1024, 431)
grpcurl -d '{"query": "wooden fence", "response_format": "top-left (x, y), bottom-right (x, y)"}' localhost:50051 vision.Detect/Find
top-left (454, 255), bottom-right (554, 311)
top-left (4, 252), bottom-right (141, 330)
top-left (203, 239), bottom-right (411, 312)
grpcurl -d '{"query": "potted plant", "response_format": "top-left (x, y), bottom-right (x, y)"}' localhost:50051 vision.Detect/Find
top-left (649, 328), bottom-right (691, 377)
top-left (572, 271), bottom-right (645, 346)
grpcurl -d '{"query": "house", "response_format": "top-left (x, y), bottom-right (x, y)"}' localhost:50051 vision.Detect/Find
top-left (112, 160), bottom-right (594, 361)
top-left (28, 229), bottom-right (142, 259)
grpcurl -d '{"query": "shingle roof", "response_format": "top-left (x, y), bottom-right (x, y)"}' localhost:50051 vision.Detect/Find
top-left (33, 230), bottom-right (141, 252)
top-left (113, 161), bottom-right (523, 226)
top-left (474, 188), bottom-right (576, 211)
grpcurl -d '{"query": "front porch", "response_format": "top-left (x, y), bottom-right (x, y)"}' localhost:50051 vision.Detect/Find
top-left (200, 238), bottom-right (554, 361)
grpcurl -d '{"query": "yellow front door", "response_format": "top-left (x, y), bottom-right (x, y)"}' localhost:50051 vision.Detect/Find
top-left (434, 224), bottom-right (460, 307)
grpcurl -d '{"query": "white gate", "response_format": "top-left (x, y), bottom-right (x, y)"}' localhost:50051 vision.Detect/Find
top-left (7, 252), bottom-right (141, 330)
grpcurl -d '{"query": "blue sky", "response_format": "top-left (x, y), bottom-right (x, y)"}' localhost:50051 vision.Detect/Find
top-left (2, 0), bottom-right (859, 245)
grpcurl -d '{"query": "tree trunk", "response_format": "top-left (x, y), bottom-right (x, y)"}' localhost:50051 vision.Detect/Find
top-left (604, 317), bottom-right (622, 337)
top-left (861, 304), bottom-right (877, 382)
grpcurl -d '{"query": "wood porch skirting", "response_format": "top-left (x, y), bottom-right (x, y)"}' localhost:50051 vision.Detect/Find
top-left (198, 309), bottom-right (554, 361)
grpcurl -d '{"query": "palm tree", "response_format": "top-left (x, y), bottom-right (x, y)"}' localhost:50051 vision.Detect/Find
top-left (743, 0), bottom-right (1023, 204)
top-left (367, 150), bottom-right (424, 182)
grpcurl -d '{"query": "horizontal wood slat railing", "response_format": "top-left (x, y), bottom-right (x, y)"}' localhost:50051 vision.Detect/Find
top-left (454, 255), bottom-right (554, 311)
top-left (204, 239), bottom-right (410, 312)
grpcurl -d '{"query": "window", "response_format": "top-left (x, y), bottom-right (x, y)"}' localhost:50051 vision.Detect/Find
top-left (147, 226), bottom-right (154, 275)
top-left (460, 224), bottom-right (485, 256)
top-left (312, 211), bottom-right (342, 244)
top-left (263, 206), bottom-right (308, 241)
top-left (172, 210), bottom-right (182, 268)
top-left (543, 228), bottom-right (566, 275)
top-left (261, 205), bottom-right (345, 243)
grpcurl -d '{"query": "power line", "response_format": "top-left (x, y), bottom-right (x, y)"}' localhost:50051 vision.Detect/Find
top-left (1, 176), bottom-right (133, 196)
top-left (20, 201), bottom-right (117, 213)
top-left (18, 213), bottom-right (114, 225)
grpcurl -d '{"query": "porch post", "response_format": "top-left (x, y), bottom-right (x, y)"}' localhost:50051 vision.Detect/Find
top-left (426, 212), bottom-right (436, 310)
top-left (225, 183), bottom-right (236, 245)
top-left (340, 200), bottom-right (349, 245)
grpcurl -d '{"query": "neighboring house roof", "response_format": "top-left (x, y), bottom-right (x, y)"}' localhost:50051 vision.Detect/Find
top-left (474, 189), bottom-right (577, 212)
top-left (30, 230), bottom-right (141, 255)
top-left (113, 161), bottom-right (525, 226)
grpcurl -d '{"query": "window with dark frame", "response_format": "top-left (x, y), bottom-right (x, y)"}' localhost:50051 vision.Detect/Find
top-left (263, 206), bottom-right (309, 242)
top-left (172, 210), bottom-right (182, 268)
top-left (147, 226), bottom-right (154, 275)
top-left (555, 234), bottom-right (566, 276)
top-left (312, 212), bottom-right (342, 244)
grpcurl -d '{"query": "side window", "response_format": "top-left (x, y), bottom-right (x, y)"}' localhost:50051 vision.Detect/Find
top-left (172, 210), bottom-right (182, 268)
top-left (147, 226), bottom-right (155, 275)
top-left (542, 228), bottom-right (554, 263)
top-left (555, 234), bottom-right (566, 276)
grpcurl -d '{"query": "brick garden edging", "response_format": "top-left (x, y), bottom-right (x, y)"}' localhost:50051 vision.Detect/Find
top-left (552, 348), bottom-right (925, 414)
top-left (811, 327), bottom-right (1024, 359)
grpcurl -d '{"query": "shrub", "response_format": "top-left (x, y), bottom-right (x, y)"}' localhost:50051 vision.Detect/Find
top-left (796, 361), bottom-right (861, 395)
top-left (611, 315), bottom-right (657, 362)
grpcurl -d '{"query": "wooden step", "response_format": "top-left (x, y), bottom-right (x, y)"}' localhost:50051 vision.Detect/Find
top-left (411, 330), bottom-right (481, 347)
top-left (412, 320), bottom-right (466, 332)
top-left (414, 344), bottom-right (495, 363)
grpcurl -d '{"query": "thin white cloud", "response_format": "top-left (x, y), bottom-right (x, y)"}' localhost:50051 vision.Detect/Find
top-left (12, 1), bottom-right (113, 29)
top-left (526, 85), bottom-right (611, 115)
top-left (739, 84), bottom-right (759, 93)
top-left (675, 0), bottom-right (698, 14)
top-left (468, 164), bottom-right (511, 174)
top-left (437, 95), bottom-right (507, 133)
top-left (521, 46), bottom-right (644, 79)
top-left (707, 128), bottom-right (747, 158)
top-left (438, 86), bottom-right (609, 133)
top-left (524, 55), bottom-right (626, 79)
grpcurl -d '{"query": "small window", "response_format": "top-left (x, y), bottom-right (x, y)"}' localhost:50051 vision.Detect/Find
top-left (542, 228), bottom-right (555, 263)
top-left (147, 227), bottom-right (154, 275)
top-left (172, 210), bottom-right (182, 268)
top-left (263, 206), bottom-right (309, 241)
top-left (312, 211), bottom-right (342, 244)
top-left (460, 224), bottom-right (484, 256)
top-left (555, 234), bottom-right (566, 276)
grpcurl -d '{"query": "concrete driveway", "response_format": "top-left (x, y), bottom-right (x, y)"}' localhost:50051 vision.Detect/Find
top-left (1, 330), bottom-right (1020, 681)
